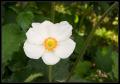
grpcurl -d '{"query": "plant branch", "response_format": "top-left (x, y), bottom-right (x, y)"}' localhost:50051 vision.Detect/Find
top-left (65, 2), bottom-right (118, 82)
top-left (51, 2), bottom-right (55, 22)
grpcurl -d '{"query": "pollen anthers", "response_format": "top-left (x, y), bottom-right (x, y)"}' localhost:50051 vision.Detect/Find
top-left (44, 37), bottom-right (57, 51)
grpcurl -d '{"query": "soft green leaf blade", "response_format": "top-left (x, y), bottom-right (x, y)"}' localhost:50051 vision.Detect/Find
top-left (69, 75), bottom-right (90, 82)
top-left (74, 34), bottom-right (84, 54)
top-left (53, 59), bottom-right (70, 82)
top-left (8, 45), bottom-right (28, 72)
top-left (8, 60), bottom-right (44, 82)
top-left (74, 15), bottom-right (79, 23)
top-left (111, 51), bottom-right (118, 80)
top-left (95, 46), bottom-right (113, 72)
top-left (74, 61), bottom-right (92, 78)
top-left (9, 66), bottom-right (33, 82)
top-left (34, 15), bottom-right (50, 22)
top-left (26, 59), bottom-right (48, 82)
top-left (2, 23), bottom-right (25, 65)
top-left (24, 73), bottom-right (43, 82)
top-left (16, 11), bottom-right (34, 31)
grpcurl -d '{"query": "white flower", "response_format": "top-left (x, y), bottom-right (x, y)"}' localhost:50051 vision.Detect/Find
top-left (23, 20), bottom-right (76, 65)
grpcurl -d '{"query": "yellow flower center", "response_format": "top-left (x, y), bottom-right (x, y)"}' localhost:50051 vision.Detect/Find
top-left (44, 37), bottom-right (57, 51)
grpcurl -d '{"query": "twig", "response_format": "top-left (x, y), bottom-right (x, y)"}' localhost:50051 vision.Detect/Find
top-left (65, 2), bottom-right (118, 82)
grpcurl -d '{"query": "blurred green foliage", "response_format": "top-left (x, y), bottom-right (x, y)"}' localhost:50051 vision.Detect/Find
top-left (2, 1), bottom-right (118, 83)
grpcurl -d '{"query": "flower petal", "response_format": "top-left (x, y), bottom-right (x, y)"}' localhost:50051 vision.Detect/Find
top-left (26, 21), bottom-right (54, 45)
top-left (32, 23), bottom-right (41, 28)
top-left (26, 28), bottom-right (45, 45)
top-left (32, 20), bottom-right (54, 29)
top-left (23, 40), bottom-right (45, 59)
top-left (49, 21), bottom-right (73, 41)
top-left (54, 39), bottom-right (76, 59)
top-left (42, 52), bottom-right (60, 65)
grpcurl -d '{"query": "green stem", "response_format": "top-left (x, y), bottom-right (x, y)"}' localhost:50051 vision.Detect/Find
top-left (47, 2), bottom-right (55, 83)
top-left (48, 2), bottom-right (55, 82)
top-left (78, 6), bottom-right (91, 30)
top-left (48, 66), bottom-right (52, 82)
top-left (51, 2), bottom-right (55, 22)
top-left (65, 2), bottom-right (118, 82)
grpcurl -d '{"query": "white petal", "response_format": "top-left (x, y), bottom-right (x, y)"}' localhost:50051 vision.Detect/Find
top-left (32, 23), bottom-right (41, 28)
top-left (40, 20), bottom-right (55, 36)
top-left (27, 21), bottom-right (55, 44)
top-left (32, 20), bottom-right (53, 29)
top-left (26, 28), bottom-right (44, 44)
top-left (54, 39), bottom-right (76, 59)
top-left (42, 52), bottom-right (60, 65)
top-left (23, 40), bottom-right (45, 59)
top-left (41, 20), bottom-right (54, 27)
top-left (26, 27), bottom-right (49, 45)
top-left (49, 21), bottom-right (73, 41)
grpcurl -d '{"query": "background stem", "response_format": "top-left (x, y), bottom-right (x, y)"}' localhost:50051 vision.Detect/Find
top-left (65, 2), bottom-right (118, 82)
top-left (51, 2), bottom-right (55, 22)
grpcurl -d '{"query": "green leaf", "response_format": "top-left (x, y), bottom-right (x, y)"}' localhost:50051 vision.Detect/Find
top-left (8, 59), bottom-right (44, 82)
top-left (69, 75), bottom-right (90, 82)
top-left (27, 59), bottom-right (70, 82)
top-left (111, 51), bottom-right (118, 80)
top-left (22, 2), bottom-right (38, 12)
top-left (3, 5), bottom-right (17, 24)
top-left (24, 73), bottom-right (43, 82)
top-left (9, 66), bottom-right (33, 82)
top-left (8, 45), bottom-right (28, 72)
top-left (95, 46), bottom-right (113, 72)
top-left (34, 15), bottom-right (50, 22)
top-left (16, 11), bottom-right (34, 31)
top-left (2, 23), bottom-right (25, 65)
top-left (26, 59), bottom-right (48, 82)
top-left (27, 59), bottom-right (47, 74)
top-left (53, 59), bottom-right (70, 82)
top-left (74, 34), bottom-right (84, 54)
top-left (99, 2), bottom-right (110, 12)
top-left (74, 61), bottom-right (91, 78)
top-left (74, 14), bottom-right (79, 23)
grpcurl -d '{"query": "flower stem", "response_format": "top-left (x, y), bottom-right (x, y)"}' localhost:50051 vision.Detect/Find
top-left (65, 2), bottom-right (118, 82)
top-left (48, 66), bottom-right (52, 82)
top-left (47, 2), bottom-right (55, 83)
